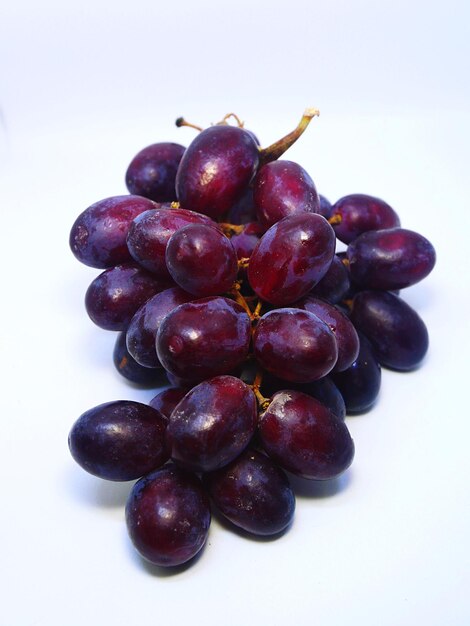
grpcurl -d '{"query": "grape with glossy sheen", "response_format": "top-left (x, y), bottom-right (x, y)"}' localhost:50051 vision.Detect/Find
top-left (167, 376), bottom-right (257, 472)
top-left (113, 332), bottom-right (168, 386)
top-left (204, 448), bottom-right (295, 536)
top-left (310, 255), bottom-right (351, 304)
top-left (253, 160), bottom-right (320, 228)
top-left (330, 194), bottom-right (400, 244)
top-left (317, 194), bottom-right (332, 219)
top-left (296, 296), bottom-right (360, 372)
top-left (351, 291), bottom-right (429, 370)
top-left (156, 296), bottom-right (251, 382)
top-left (125, 142), bottom-right (185, 202)
top-left (126, 465), bottom-right (211, 567)
top-left (126, 287), bottom-right (193, 368)
top-left (347, 227), bottom-right (436, 290)
top-left (259, 391), bottom-right (355, 480)
top-left (176, 125), bottom-right (260, 219)
top-left (127, 207), bottom-right (215, 279)
top-left (69, 195), bottom-right (158, 269)
top-left (85, 263), bottom-right (170, 331)
top-left (166, 223), bottom-right (238, 297)
top-left (149, 387), bottom-right (188, 419)
top-left (253, 308), bottom-right (338, 383)
top-left (248, 213), bottom-right (336, 306)
top-left (332, 333), bottom-right (381, 413)
top-left (68, 401), bottom-right (169, 481)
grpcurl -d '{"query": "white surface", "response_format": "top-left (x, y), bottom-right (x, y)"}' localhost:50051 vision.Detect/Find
top-left (1, 2), bottom-right (469, 625)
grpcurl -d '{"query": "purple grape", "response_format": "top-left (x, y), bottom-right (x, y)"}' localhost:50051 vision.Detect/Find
top-left (149, 387), bottom-right (189, 419)
top-left (259, 391), bottom-right (354, 480)
top-left (68, 401), bottom-right (169, 481)
top-left (85, 263), bottom-right (170, 331)
top-left (226, 187), bottom-right (257, 225)
top-left (113, 332), bottom-right (168, 386)
top-left (332, 333), bottom-right (381, 413)
top-left (253, 308), bottom-right (338, 383)
top-left (347, 227), bottom-right (436, 290)
top-left (253, 160), bottom-right (320, 228)
top-left (248, 213), bottom-right (336, 306)
top-left (204, 448), bottom-right (295, 536)
top-left (126, 465), bottom-right (211, 567)
top-left (166, 223), bottom-right (238, 297)
top-left (331, 194), bottom-right (400, 244)
top-left (167, 376), bottom-right (257, 472)
top-left (176, 125), bottom-right (260, 219)
top-left (69, 195), bottom-right (158, 269)
top-left (309, 255), bottom-right (351, 304)
top-left (230, 222), bottom-right (262, 262)
top-left (126, 287), bottom-right (194, 368)
top-left (156, 297), bottom-right (251, 382)
top-left (125, 142), bottom-right (185, 202)
top-left (317, 194), bottom-right (332, 219)
top-left (296, 296), bottom-right (360, 372)
top-left (350, 291), bottom-right (429, 370)
top-left (127, 207), bottom-right (215, 279)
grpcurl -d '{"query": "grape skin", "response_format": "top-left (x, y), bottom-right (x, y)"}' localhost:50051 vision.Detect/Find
top-left (125, 142), bottom-right (185, 202)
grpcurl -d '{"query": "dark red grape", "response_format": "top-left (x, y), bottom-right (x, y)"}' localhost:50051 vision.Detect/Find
top-left (253, 309), bottom-right (338, 383)
top-left (167, 376), bottom-right (257, 472)
top-left (70, 195), bottom-right (158, 269)
top-left (332, 333), bottom-right (381, 413)
top-left (68, 401), bottom-right (169, 481)
top-left (230, 222), bottom-right (262, 262)
top-left (226, 187), bottom-right (257, 225)
top-left (253, 160), bottom-right (320, 228)
top-left (149, 387), bottom-right (188, 419)
top-left (85, 263), bottom-right (170, 331)
top-left (350, 291), bottom-right (429, 370)
top-left (248, 213), bottom-right (335, 306)
top-left (347, 227), bottom-right (436, 290)
top-left (126, 465), bottom-right (211, 567)
top-left (113, 332), bottom-right (168, 386)
top-left (310, 255), bottom-right (351, 304)
top-left (204, 448), bottom-right (295, 536)
top-left (330, 194), bottom-right (400, 244)
top-left (317, 194), bottom-right (332, 219)
top-left (156, 297), bottom-right (251, 382)
top-left (176, 125), bottom-right (259, 219)
top-left (165, 223), bottom-right (238, 296)
top-left (259, 391), bottom-right (354, 480)
top-left (296, 296), bottom-right (360, 371)
top-left (127, 207), bottom-right (215, 279)
top-left (125, 142), bottom-right (185, 202)
top-left (126, 287), bottom-right (193, 368)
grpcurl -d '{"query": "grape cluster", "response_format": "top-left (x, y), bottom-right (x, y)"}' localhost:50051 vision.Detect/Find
top-left (68, 110), bottom-right (436, 568)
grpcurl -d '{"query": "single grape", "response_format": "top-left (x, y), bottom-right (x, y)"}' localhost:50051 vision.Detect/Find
top-left (127, 207), bottom-right (215, 279)
top-left (226, 187), bottom-right (257, 225)
top-left (248, 213), bottom-right (336, 306)
top-left (317, 194), bottom-right (332, 219)
top-left (165, 223), bottom-right (238, 297)
top-left (69, 195), bottom-right (158, 268)
top-left (68, 401), bottom-right (169, 481)
top-left (347, 227), bottom-right (436, 290)
top-left (149, 387), bottom-right (188, 419)
top-left (330, 194), bottom-right (400, 243)
top-left (125, 142), bottom-right (185, 202)
top-left (156, 297), bottom-right (251, 382)
top-left (176, 125), bottom-right (260, 219)
top-left (253, 308), bottom-right (338, 383)
top-left (113, 332), bottom-right (168, 386)
top-left (258, 390), bottom-right (354, 480)
top-left (309, 255), bottom-right (351, 304)
top-left (126, 465), bottom-right (211, 567)
top-left (230, 222), bottom-right (262, 263)
top-left (167, 376), bottom-right (257, 472)
top-left (85, 263), bottom-right (170, 331)
top-left (204, 448), bottom-right (295, 536)
top-left (126, 287), bottom-right (193, 368)
top-left (296, 296), bottom-right (360, 371)
top-left (332, 333), bottom-right (381, 413)
top-left (253, 160), bottom-right (320, 228)
top-left (350, 291), bottom-right (429, 370)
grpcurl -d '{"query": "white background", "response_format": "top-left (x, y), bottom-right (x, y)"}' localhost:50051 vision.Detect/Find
top-left (1, 1), bottom-right (469, 625)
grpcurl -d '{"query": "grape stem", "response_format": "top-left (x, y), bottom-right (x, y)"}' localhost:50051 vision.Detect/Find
top-left (229, 282), bottom-right (254, 319)
top-left (219, 222), bottom-right (245, 236)
top-left (170, 201), bottom-right (181, 209)
top-left (259, 108), bottom-right (320, 166)
top-left (250, 370), bottom-right (271, 410)
top-left (328, 214), bottom-right (342, 226)
top-left (217, 113), bottom-right (245, 127)
top-left (175, 117), bottom-right (203, 132)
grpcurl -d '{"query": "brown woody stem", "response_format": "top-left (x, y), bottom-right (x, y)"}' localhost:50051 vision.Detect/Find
top-left (251, 370), bottom-right (271, 410)
top-left (219, 222), bottom-right (245, 236)
top-left (328, 214), bottom-right (342, 226)
top-left (259, 107), bottom-right (320, 166)
top-left (175, 117), bottom-right (203, 132)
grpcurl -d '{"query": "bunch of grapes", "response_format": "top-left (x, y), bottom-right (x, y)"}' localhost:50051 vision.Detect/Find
top-left (68, 109), bottom-right (436, 568)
